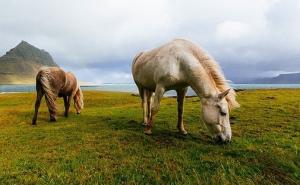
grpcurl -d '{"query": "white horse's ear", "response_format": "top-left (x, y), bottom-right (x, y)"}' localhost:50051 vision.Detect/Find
top-left (218, 89), bottom-right (231, 100)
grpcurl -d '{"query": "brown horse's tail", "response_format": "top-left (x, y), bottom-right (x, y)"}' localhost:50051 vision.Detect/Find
top-left (37, 69), bottom-right (57, 113)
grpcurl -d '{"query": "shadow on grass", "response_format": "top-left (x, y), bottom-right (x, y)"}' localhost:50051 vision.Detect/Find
top-left (92, 113), bottom-right (214, 146)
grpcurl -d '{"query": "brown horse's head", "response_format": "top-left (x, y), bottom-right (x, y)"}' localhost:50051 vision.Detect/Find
top-left (74, 87), bottom-right (84, 114)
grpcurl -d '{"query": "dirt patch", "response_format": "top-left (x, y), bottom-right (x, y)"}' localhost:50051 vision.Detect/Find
top-left (261, 96), bottom-right (276, 100)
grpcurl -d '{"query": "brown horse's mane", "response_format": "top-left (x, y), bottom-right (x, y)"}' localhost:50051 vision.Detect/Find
top-left (188, 42), bottom-right (240, 110)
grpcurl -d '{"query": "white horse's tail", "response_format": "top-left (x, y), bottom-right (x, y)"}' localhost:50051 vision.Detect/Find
top-left (37, 69), bottom-right (57, 113)
top-left (131, 52), bottom-right (144, 72)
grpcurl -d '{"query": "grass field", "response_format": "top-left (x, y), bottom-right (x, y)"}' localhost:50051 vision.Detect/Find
top-left (0, 90), bottom-right (299, 184)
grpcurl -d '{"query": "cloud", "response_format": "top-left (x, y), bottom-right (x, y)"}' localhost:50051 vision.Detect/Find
top-left (216, 21), bottom-right (251, 41)
top-left (0, 0), bottom-right (300, 83)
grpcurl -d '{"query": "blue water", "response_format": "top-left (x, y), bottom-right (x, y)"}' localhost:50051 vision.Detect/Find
top-left (1, 84), bottom-right (300, 96)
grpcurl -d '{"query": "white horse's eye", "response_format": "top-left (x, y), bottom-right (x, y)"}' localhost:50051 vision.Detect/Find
top-left (220, 111), bottom-right (227, 116)
top-left (217, 105), bottom-right (227, 116)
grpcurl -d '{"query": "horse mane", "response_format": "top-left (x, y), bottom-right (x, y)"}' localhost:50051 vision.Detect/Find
top-left (74, 84), bottom-right (84, 110)
top-left (37, 67), bottom-right (57, 113)
top-left (190, 45), bottom-right (240, 110)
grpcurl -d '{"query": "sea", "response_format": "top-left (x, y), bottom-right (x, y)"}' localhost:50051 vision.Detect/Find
top-left (1, 84), bottom-right (300, 96)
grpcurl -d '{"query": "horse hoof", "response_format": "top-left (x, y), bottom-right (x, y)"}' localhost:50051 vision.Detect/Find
top-left (180, 130), bottom-right (188, 135)
top-left (144, 129), bottom-right (152, 135)
top-left (50, 118), bottom-right (56, 122)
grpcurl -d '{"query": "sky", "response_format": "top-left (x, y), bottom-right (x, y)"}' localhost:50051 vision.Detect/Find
top-left (0, 0), bottom-right (300, 83)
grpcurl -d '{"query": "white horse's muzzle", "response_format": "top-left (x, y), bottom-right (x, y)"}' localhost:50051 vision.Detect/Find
top-left (215, 133), bottom-right (231, 143)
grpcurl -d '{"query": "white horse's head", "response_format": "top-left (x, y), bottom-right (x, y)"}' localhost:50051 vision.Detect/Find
top-left (201, 89), bottom-right (232, 143)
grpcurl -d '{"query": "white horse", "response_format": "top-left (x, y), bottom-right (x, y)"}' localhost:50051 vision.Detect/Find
top-left (132, 39), bottom-right (239, 143)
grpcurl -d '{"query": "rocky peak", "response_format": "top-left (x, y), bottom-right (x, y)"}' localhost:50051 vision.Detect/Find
top-left (3, 40), bottom-right (58, 67)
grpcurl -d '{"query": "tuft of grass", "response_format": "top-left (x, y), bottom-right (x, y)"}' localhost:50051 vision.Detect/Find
top-left (0, 89), bottom-right (299, 184)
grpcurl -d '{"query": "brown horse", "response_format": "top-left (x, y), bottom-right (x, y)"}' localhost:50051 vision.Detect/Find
top-left (32, 67), bottom-right (83, 125)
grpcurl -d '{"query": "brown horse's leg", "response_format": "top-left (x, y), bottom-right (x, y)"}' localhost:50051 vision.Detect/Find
top-left (144, 85), bottom-right (165, 135)
top-left (63, 96), bottom-right (70, 117)
top-left (49, 109), bottom-right (56, 122)
top-left (70, 90), bottom-right (78, 114)
top-left (32, 91), bottom-right (44, 125)
top-left (176, 88), bottom-right (188, 135)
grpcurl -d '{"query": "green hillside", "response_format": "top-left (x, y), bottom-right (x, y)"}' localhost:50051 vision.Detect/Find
top-left (0, 41), bottom-right (58, 84)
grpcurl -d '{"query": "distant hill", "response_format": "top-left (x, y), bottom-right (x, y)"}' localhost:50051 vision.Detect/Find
top-left (250, 73), bottom-right (300, 84)
top-left (0, 41), bottom-right (58, 84)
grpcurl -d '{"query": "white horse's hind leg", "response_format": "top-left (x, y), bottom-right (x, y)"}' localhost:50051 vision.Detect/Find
top-left (142, 89), bottom-right (148, 125)
top-left (176, 88), bottom-right (188, 135)
top-left (146, 90), bottom-right (153, 123)
top-left (144, 85), bottom-right (165, 135)
top-left (137, 86), bottom-right (148, 125)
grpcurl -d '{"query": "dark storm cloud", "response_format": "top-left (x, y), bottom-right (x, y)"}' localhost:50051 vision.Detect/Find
top-left (0, 0), bottom-right (299, 83)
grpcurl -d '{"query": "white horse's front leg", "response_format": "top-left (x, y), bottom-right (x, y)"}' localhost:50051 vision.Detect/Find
top-left (144, 85), bottom-right (165, 135)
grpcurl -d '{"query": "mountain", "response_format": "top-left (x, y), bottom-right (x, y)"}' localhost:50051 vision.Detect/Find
top-left (250, 73), bottom-right (300, 84)
top-left (0, 41), bottom-right (58, 84)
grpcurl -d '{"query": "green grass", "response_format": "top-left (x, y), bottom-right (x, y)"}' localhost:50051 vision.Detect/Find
top-left (0, 89), bottom-right (299, 184)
